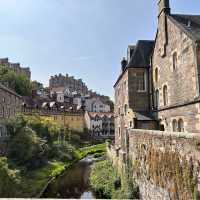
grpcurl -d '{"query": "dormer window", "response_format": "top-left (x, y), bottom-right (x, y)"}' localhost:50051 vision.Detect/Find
top-left (173, 52), bottom-right (178, 70)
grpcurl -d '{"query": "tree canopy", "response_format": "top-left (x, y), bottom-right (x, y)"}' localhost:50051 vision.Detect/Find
top-left (0, 65), bottom-right (32, 96)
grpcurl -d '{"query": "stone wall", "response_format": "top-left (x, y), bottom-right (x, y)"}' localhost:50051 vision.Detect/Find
top-left (108, 129), bottom-right (200, 200)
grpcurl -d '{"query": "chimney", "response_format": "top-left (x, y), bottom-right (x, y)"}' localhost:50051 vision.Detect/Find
top-left (158, 0), bottom-right (170, 17)
top-left (121, 57), bottom-right (127, 73)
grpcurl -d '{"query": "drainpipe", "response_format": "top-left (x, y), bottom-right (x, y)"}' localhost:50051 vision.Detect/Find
top-left (194, 41), bottom-right (200, 98)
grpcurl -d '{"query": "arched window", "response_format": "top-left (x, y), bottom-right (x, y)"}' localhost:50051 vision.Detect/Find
top-left (173, 52), bottom-right (178, 70)
top-left (178, 119), bottom-right (184, 132)
top-left (154, 89), bottom-right (159, 109)
top-left (163, 85), bottom-right (168, 106)
top-left (155, 68), bottom-right (158, 82)
top-left (172, 119), bottom-right (178, 132)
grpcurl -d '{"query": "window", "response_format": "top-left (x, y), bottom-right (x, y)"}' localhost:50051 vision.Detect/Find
top-left (124, 81), bottom-right (126, 89)
top-left (154, 89), bottom-right (159, 109)
top-left (118, 107), bottom-right (120, 115)
top-left (124, 104), bottom-right (128, 115)
top-left (118, 127), bottom-right (121, 137)
top-left (163, 85), bottom-right (168, 106)
top-left (136, 71), bottom-right (146, 92)
top-left (173, 52), bottom-right (178, 70)
top-left (178, 119), bottom-right (184, 132)
top-left (155, 68), bottom-right (158, 82)
top-left (172, 119), bottom-right (178, 132)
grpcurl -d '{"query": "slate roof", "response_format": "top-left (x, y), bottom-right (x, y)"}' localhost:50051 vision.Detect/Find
top-left (135, 112), bottom-right (156, 121)
top-left (169, 14), bottom-right (200, 42)
top-left (127, 40), bottom-right (154, 68)
top-left (114, 40), bottom-right (154, 87)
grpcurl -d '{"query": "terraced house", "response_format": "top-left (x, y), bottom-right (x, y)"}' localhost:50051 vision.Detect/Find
top-left (0, 83), bottom-right (22, 154)
top-left (115, 0), bottom-right (200, 147)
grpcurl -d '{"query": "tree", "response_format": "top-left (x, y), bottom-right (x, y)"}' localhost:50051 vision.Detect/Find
top-left (0, 65), bottom-right (32, 96)
top-left (0, 157), bottom-right (21, 197)
top-left (31, 80), bottom-right (44, 91)
top-left (7, 123), bottom-right (48, 169)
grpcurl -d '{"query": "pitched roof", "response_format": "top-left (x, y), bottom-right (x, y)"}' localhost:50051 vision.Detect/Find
top-left (114, 40), bottom-right (154, 87)
top-left (0, 83), bottom-right (22, 98)
top-left (88, 112), bottom-right (114, 119)
top-left (169, 14), bottom-right (200, 42)
top-left (127, 40), bottom-right (154, 68)
top-left (135, 112), bottom-right (156, 121)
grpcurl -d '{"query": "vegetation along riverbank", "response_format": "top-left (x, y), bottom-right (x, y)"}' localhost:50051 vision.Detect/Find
top-left (90, 160), bottom-right (139, 199)
top-left (0, 114), bottom-right (106, 198)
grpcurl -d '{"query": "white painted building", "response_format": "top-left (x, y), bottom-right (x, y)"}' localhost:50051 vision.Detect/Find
top-left (84, 97), bottom-right (111, 113)
top-left (85, 111), bottom-right (114, 139)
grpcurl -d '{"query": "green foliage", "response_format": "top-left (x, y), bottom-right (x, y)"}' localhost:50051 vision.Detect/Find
top-left (31, 80), bottom-right (44, 91)
top-left (8, 126), bottom-right (48, 169)
top-left (90, 160), bottom-right (139, 199)
top-left (20, 160), bottom-right (67, 197)
top-left (0, 157), bottom-right (21, 197)
top-left (77, 143), bottom-right (106, 159)
top-left (0, 65), bottom-right (32, 96)
top-left (6, 114), bottom-right (61, 169)
top-left (49, 142), bottom-right (77, 162)
top-left (90, 160), bottom-right (118, 199)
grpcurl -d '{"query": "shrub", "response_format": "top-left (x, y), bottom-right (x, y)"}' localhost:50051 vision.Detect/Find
top-left (0, 157), bottom-right (21, 197)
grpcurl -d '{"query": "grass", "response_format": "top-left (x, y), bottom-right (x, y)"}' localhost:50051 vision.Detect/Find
top-left (20, 160), bottom-right (68, 197)
top-left (76, 143), bottom-right (106, 159)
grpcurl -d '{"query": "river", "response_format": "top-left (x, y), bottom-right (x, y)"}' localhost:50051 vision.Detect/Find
top-left (42, 155), bottom-right (98, 199)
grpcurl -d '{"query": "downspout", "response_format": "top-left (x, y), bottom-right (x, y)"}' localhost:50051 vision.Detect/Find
top-left (194, 41), bottom-right (200, 98)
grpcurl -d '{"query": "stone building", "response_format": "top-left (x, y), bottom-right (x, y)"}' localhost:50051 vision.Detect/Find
top-left (152, 0), bottom-right (200, 133)
top-left (114, 40), bottom-right (156, 147)
top-left (114, 0), bottom-right (200, 148)
top-left (0, 58), bottom-right (31, 79)
top-left (0, 83), bottom-right (22, 154)
top-left (49, 74), bottom-right (88, 96)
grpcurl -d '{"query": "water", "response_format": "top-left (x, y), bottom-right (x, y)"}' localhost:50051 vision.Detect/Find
top-left (42, 155), bottom-right (97, 199)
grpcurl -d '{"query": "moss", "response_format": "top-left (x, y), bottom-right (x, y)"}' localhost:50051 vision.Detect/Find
top-left (134, 144), bottom-right (198, 200)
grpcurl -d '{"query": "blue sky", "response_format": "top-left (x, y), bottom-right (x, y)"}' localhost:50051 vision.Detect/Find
top-left (0, 0), bottom-right (199, 99)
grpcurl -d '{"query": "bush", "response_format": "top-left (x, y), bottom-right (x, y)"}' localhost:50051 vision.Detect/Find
top-left (49, 142), bottom-right (77, 162)
top-left (0, 157), bottom-right (21, 197)
top-left (90, 160), bottom-right (118, 198)
top-left (8, 126), bottom-right (49, 169)
top-left (90, 160), bottom-right (139, 199)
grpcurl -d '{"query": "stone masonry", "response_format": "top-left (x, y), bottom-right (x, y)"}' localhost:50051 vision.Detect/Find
top-left (108, 129), bottom-right (200, 199)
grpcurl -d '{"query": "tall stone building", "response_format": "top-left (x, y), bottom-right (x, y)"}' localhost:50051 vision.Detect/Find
top-left (114, 41), bottom-right (156, 147)
top-left (49, 74), bottom-right (88, 95)
top-left (114, 0), bottom-right (200, 148)
top-left (0, 58), bottom-right (31, 79)
top-left (152, 0), bottom-right (200, 133)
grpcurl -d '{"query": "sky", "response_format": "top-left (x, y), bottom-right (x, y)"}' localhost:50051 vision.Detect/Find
top-left (0, 0), bottom-right (199, 99)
